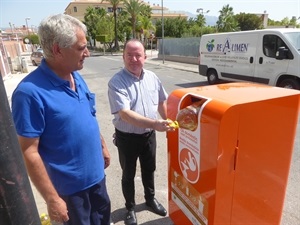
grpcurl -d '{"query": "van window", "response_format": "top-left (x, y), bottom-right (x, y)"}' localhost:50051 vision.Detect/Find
top-left (284, 32), bottom-right (300, 50)
top-left (263, 35), bottom-right (277, 57)
top-left (263, 35), bottom-right (293, 59)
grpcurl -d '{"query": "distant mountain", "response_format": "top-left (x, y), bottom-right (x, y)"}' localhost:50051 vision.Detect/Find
top-left (205, 15), bottom-right (218, 26)
top-left (186, 12), bottom-right (218, 26)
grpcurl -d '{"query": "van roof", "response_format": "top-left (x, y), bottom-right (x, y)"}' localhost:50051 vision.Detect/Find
top-left (203, 28), bottom-right (300, 36)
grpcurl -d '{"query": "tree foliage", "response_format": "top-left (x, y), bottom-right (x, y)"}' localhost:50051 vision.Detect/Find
top-left (123, 0), bottom-right (145, 38)
top-left (82, 2), bottom-right (300, 49)
top-left (97, 14), bottom-right (114, 47)
top-left (155, 17), bottom-right (188, 38)
top-left (84, 7), bottom-right (106, 47)
top-left (235, 13), bottom-right (263, 31)
top-left (101, 0), bottom-right (123, 50)
top-left (23, 34), bottom-right (39, 45)
top-left (216, 4), bottom-right (239, 32)
top-left (195, 14), bottom-right (206, 28)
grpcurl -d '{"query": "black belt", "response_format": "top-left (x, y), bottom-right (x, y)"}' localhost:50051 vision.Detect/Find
top-left (115, 129), bottom-right (154, 138)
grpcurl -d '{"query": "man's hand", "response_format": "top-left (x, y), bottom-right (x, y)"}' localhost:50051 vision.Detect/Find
top-left (103, 149), bottom-right (111, 169)
top-left (101, 134), bottom-right (111, 169)
top-left (154, 119), bottom-right (176, 132)
top-left (47, 197), bottom-right (69, 223)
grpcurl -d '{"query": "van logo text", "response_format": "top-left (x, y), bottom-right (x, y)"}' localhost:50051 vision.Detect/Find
top-left (216, 38), bottom-right (249, 53)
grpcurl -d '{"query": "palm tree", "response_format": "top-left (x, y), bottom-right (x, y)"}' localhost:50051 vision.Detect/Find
top-left (123, 0), bottom-right (145, 39)
top-left (102, 0), bottom-right (123, 50)
top-left (137, 16), bottom-right (155, 46)
top-left (117, 10), bottom-right (132, 41)
top-left (195, 13), bottom-right (207, 36)
top-left (84, 7), bottom-right (106, 48)
top-left (195, 14), bottom-right (206, 28)
top-left (216, 4), bottom-right (239, 32)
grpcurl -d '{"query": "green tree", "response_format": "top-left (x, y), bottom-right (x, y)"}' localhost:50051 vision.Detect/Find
top-left (102, 0), bottom-right (123, 50)
top-left (23, 34), bottom-right (39, 45)
top-left (195, 13), bottom-right (207, 36)
top-left (268, 16), bottom-right (300, 28)
top-left (216, 4), bottom-right (239, 32)
top-left (155, 17), bottom-right (188, 38)
top-left (289, 16), bottom-right (298, 27)
top-left (140, 3), bottom-right (152, 18)
top-left (195, 14), bottom-right (206, 28)
top-left (84, 6), bottom-right (106, 47)
top-left (97, 14), bottom-right (115, 50)
top-left (123, 0), bottom-right (145, 38)
top-left (116, 10), bottom-right (132, 42)
top-left (281, 17), bottom-right (290, 27)
top-left (184, 23), bottom-right (200, 37)
top-left (235, 13), bottom-right (263, 30)
top-left (267, 18), bottom-right (282, 27)
top-left (136, 16), bottom-right (155, 45)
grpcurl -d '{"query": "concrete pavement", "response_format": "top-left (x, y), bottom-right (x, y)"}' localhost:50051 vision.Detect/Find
top-left (3, 51), bottom-right (300, 225)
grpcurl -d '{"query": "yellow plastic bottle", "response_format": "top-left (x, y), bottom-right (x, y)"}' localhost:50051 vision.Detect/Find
top-left (40, 213), bottom-right (52, 225)
top-left (168, 101), bottom-right (202, 131)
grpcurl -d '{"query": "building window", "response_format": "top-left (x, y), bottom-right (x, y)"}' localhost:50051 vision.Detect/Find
top-left (73, 6), bottom-right (77, 13)
top-left (107, 7), bottom-right (122, 13)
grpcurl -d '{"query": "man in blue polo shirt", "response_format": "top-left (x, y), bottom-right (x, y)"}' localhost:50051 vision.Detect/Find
top-left (11, 14), bottom-right (111, 225)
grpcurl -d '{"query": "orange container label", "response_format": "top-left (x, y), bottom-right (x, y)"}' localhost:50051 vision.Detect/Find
top-left (170, 94), bottom-right (211, 225)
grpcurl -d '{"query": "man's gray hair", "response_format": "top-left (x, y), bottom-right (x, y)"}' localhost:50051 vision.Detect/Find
top-left (38, 14), bottom-right (87, 59)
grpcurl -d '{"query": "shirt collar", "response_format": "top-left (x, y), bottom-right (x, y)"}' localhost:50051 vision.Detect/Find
top-left (39, 59), bottom-right (78, 87)
top-left (123, 67), bottom-right (145, 80)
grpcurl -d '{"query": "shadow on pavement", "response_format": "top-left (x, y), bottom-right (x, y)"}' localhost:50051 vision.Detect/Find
top-left (111, 203), bottom-right (174, 225)
top-left (141, 217), bottom-right (174, 225)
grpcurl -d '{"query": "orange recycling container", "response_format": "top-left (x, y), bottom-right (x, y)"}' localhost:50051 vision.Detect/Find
top-left (167, 82), bottom-right (300, 225)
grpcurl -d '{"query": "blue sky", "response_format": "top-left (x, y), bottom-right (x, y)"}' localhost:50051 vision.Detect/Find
top-left (152, 0), bottom-right (300, 21)
top-left (1, 0), bottom-right (300, 29)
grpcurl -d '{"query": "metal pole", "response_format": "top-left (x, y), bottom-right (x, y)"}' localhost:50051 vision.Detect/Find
top-left (25, 17), bottom-right (30, 35)
top-left (162, 0), bottom-right (165, 64)
top-left (0, 75), bottom-right (40, 224)
top-left (9, 22), bottom-right (13, 34)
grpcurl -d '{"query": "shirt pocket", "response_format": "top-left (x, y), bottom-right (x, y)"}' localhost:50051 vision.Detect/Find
top-left (86, 92), bottom-right (96, 116)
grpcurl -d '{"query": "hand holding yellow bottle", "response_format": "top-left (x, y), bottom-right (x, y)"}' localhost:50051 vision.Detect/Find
top-left (40, 213), bottom-right (52, 225)
top-left (168, 101), bottom-right (201, 131)
top-left (167, 119), bottom-right (179, 129)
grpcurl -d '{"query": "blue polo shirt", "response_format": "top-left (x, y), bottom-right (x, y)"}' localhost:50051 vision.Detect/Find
top-left (12, 59), bottom-right (105, 195)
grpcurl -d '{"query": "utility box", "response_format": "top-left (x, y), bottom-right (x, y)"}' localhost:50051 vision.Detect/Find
top-left (167, 82), bottom-right (300, 225)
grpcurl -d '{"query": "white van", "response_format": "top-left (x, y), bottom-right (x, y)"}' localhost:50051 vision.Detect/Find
top-left (198, 28), bottom-right (300, 89)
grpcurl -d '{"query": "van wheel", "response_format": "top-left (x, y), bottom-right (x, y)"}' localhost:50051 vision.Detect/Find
top-left (278, 79), bottom-right (300, 90)
top-left (207, 70), bottom-right (219, 85)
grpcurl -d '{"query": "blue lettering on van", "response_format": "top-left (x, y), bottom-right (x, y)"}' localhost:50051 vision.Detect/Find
top-left (208, 38), bottom-right (249, 53)
top-left (223, 39), bottom-right (231, 52)
top-left (232, 43), bottom-right (248, 52)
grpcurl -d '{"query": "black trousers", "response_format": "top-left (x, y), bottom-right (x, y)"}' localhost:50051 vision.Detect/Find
top-left (115, 129), bottom-right (156, 210)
